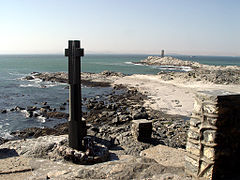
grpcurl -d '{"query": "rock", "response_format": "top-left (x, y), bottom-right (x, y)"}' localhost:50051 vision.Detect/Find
top-left (108, 111), bottom-right (115, 117)
top-left (42, 102), bottom-right (47, 105)
top-left (0, 137), bottom-right (7, 145)
top-left (27, 106), bottom-right (37, 112)
top-left (100, 70), bottom-right (124, 77)
top-left (1, 109), bottom-right (7, 114)
top-left (25, 76), bottom-right (34, 80)
top-left (132, 111), bottom-right (148, 120)
top-left (75, 155), bottom-right (185, 180)
top-left (41, 105), bottom-right (50, 109)
top-left (33, 112), bottom-right (40, 117)
top-left (112, 116), bottom-right (120, 124)
top-left (0, 156), bottom-right (32, 175)
top-left (131, 119), bottom-right (152, 142)
top-left (0, 135), bottom-right (109, 165)
top-left (59, 106), bottom-right (66, 111)
top-left (14, 106), bottom-right (25, 111)
top-left (26, 111), bottom-right (33, 118)
top-left (140, 144), bottom-right (186, 167)
top-left (40, 108), bottom-right (47, 113)
top-left (119, 115), bottom-right (132, 123)
top-left (46, 112), bottom-right (69, 119)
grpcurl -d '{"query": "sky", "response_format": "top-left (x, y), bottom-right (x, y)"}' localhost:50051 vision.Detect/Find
top-left (0, 0), bottom-right (240, 56)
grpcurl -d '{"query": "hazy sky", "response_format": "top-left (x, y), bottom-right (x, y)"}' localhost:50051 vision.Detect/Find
top-left (0, 0), bottom-right (239, 55)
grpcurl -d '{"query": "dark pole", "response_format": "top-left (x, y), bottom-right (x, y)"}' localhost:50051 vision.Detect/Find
top-left (65, 40), bottom-right (86, 151)
top-left (161, 50), bottom-right (164, 58)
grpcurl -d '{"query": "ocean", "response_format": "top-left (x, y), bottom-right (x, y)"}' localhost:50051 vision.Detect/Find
top-left (0, 54), bottom-right (240, 139)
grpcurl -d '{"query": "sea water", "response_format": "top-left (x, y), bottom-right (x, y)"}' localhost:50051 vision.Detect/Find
top-left (0, 54), bottom-right (239, 138)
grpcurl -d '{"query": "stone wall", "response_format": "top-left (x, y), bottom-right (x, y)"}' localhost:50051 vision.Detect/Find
top-left (185, 90), bottom-right (240, 179)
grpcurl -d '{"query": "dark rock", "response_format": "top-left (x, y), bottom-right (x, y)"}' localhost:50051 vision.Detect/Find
top-left (119, 115), bottom-right (132, 123)
top-left (27, 106), bottom-right (37, 112)
top-left (59, 106), bottom-right (66, 111)
top-left (46, 112), bottom-right (69, 119)
top-left (25, 76), bottom-right (34, 80)
top-left (42, 102), bottom-right (47, 105)
top-left (1, 109), bottom-right (7, 114)
top-left (11, 124), bottom-right (69, 138)
top-left (33, 112), bottom-right (40, 117)
top-left (0, 137), bottom-right (7, 145)
top-left (15, 106), bottom-right (25, 111)
top-left (26, 111), bottom-right (33, 118)
top-left (40, 108), bottom-right (47, 113)
top-left (132, 112), bottom-right (148, 120)
top-left (41, 105), bottom-right (50, 109)
top-left (112, 116), bottom-right (120, 124)
top-left (108, 111), bottom-right (115, 117)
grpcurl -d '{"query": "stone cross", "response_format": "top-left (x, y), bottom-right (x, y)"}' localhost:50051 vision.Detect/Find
top-left (65, 40), bottom-right (86, 151)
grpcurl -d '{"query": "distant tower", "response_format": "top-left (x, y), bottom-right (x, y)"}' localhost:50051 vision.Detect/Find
top-left (161, 50), bottom-right (164, 58)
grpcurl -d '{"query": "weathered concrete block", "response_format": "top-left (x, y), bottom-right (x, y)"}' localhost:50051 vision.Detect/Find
top-left (185, 90), bottom-right (240, 179)
top-left (187, 130), bottom-right (199, 140)
top-left (189, 117), bottom-right (201, 127)
top-left (203, 103), bottom-right (218, 114)
top-left (131, 119), bottom-right (152, 141)
top-left (199, 160), bottom-right (214, 179)
top-left (185, 155), bottom-right (198, 175)
top-left (202, 130), bottom-right (216, 144)
top-left (203, 146), bottom-right (215, 160)
top-left (204, 116), bottom-right (217, 126)
top-left (186, 141), bottom-right (200, 156)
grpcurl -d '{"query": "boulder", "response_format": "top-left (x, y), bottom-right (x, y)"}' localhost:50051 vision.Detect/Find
top-left (46, 112), bottom-right (69, 119)
top-left (140, 144), bottom-right (186, 167)
top-left (25, 76), bottom-right (34, 80)
top-left (1, 109), bottom-right (7, 114)
top-left (132, 111), bottom-right (148, 120)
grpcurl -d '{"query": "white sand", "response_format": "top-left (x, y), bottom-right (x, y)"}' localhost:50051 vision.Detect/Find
top-left (114, 74), bottom-right (240, 117)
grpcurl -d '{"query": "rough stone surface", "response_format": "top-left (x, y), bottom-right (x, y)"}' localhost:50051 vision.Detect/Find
top-left (27, 154), bottom-right (189, 180)
top-left (185, 90), bottom-right (240, 179)
top-left (0, 137), bottom-right (192, 180)
top-left (0, 135), bottom-right (109, 165)
top-left (140, 144), bottom-right (186, 167)
top-left (0, 156), bottom-right (32, 174)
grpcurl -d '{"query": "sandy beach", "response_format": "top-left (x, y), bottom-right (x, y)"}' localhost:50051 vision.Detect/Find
top-left (114, 73), bottom-right (240, 117)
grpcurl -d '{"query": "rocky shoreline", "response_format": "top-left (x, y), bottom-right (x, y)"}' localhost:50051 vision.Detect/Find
top-left (139, 56), bottom-right (240, 85)
top-left (2, 56), bottom-right (239, 179)
top-left (7, 71), bottom-right (189, 154)
top-left (0, 70), bottom-right (191, 179)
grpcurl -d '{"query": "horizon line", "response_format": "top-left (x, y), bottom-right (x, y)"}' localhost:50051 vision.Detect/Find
top-left (0, 52), bottom-right (239, 57)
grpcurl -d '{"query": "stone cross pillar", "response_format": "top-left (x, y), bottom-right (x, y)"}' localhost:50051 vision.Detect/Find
top-left (185, 90), bottom-right (240, 179)
top-left (65, 40), bottom-right (86, 151)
